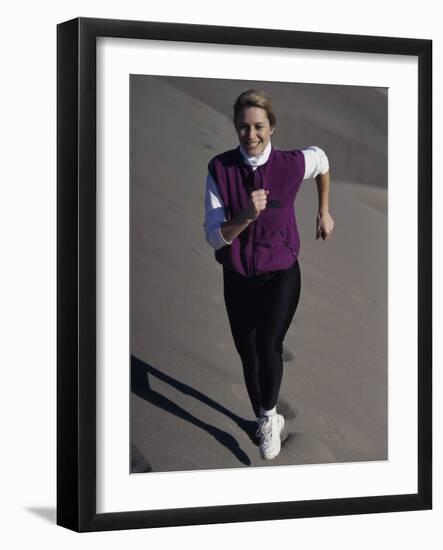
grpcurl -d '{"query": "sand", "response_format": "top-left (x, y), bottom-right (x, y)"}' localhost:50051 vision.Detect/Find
top-left (129, 76), bottom-right (387, 472)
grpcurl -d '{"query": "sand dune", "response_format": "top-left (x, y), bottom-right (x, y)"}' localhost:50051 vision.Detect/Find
top-left (160, 75), bottom-right (387, 188)
top-left (130, 76), bottom-right (387, 472)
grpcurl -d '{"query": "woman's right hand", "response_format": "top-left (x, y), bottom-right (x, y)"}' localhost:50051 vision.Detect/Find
top-left (246, 189), bottom-right (269, 221)
top-left (220, 189), bottom-right (269, 244)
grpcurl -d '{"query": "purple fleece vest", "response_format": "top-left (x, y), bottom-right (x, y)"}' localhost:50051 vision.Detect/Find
top-left (208, 146), bottom-right (305, 277)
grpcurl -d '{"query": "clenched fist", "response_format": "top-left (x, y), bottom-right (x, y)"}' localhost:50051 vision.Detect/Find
top-left (246, 189), bottom-right (269, 221)
top-left (316, 210), bottom-right (335, 241)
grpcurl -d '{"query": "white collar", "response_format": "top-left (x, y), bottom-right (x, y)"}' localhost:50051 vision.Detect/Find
top-left (239, 141), bottom-right (272, 167)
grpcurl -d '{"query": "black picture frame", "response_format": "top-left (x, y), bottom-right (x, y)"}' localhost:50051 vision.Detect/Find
top-left (57, 17), bottom-right (432, 532)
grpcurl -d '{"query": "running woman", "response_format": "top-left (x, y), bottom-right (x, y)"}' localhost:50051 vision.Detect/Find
top-left (204, 89), bottom-right (334, 460)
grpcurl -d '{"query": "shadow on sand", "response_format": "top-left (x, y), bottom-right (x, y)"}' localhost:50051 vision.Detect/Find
top-left (131, 355), bottom-right (258, 468)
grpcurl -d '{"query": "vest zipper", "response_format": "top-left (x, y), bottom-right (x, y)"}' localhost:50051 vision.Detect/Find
top-left (247, 170), bottom-right (257, 277)
top-left (248, 165), bottom-right (265, 277)
top-left (252, 221), bottom-right (257, 276)
top-left (251, 170), bottom-right (264, 276)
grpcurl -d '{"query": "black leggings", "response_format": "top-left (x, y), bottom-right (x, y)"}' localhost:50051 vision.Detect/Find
top-left (223, 260), bottom-right (301, 417)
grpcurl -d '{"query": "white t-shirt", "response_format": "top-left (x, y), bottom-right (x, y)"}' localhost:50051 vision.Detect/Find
top-left (203, 143), bottom-right (329, 250)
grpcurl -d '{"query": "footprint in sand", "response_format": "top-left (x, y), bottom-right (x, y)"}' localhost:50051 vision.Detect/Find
top-left (282, 346), bottom-right (295, 362)
top-left (277, 398), bottom-right (299, 422)
top-left (281, 432), bottom-right (337, 463)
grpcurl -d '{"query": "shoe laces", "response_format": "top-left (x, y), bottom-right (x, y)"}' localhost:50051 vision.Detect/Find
top-left (256, 416), bottom-right (273, 441)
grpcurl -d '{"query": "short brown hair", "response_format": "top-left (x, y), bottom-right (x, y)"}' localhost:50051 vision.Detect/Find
top-left (233, 89), bottom-right (276, 129)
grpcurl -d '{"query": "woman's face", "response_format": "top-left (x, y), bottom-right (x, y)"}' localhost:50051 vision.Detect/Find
top-left (236, 106), bottom-right (274, 156)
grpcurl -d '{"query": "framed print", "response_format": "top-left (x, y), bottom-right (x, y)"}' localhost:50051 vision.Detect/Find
top-left (57, 17), bottom-right (432, 532)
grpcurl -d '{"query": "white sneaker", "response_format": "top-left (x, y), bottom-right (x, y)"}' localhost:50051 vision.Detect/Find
top-left (256, 414), bottom-right (285, 460)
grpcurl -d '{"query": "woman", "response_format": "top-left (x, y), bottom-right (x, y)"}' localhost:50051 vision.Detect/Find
top-left (204, 89), bottom-right (334, 460)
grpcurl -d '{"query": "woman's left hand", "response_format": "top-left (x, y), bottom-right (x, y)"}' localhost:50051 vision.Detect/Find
top-left (316, 210), bottom-right (334, 241)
